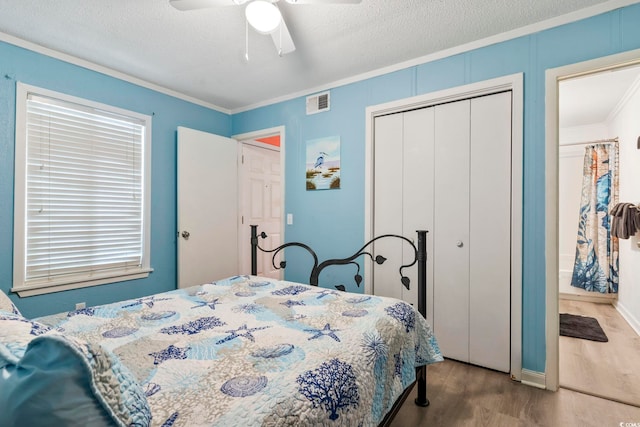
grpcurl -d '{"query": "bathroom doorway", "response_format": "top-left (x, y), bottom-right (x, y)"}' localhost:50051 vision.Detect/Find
top-left (557, 63), bottom-right (640, 406)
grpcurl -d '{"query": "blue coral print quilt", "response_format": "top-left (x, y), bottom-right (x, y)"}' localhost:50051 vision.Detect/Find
top-left (36, 276), bottom-right (443, 426)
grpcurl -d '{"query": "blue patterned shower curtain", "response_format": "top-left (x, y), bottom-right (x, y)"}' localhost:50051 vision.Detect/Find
top-left (571, 142), bottom-right (619, 293)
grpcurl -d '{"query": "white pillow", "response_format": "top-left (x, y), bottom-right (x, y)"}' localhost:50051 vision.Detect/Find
top-left (0, 290), bottom-right (20, 316)
top-left (0, 312), bottom-right (53, 360)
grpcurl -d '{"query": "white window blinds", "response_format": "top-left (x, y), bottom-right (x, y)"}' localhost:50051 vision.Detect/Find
top-left (13, 84), bottom-right (152, 295)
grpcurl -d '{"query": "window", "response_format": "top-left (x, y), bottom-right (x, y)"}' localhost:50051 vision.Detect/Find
top-left (13, 83), bottom-right (152, 296)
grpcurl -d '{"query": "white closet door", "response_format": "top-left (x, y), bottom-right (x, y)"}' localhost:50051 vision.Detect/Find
top-left (372, 114), bottom-right (404, 301)
top-left (433, 100), bottom-right (471, 363)
top-left (372, 91), bottom-right (513, 372)
top-left (403, 107), bottom-right (435, 314)
top-left (469, 92), bottom-right (512, 372)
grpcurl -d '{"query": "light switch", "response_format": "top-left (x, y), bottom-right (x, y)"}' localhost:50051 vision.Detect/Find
top-left (287, 213), bottom-right (293, 225)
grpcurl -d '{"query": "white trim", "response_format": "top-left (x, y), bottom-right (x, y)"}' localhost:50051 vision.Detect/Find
top-left (12, 270), bottom-right (152, 297)
top-left (242, 139), bottom-right (280, 152)
top-left (233, 126), bottom-right (285, 145)
top-left (559, 292), bottom-right (617, 303)
top-left (521, 369), bottom-right (547, 389)
top-left (365, 77), bottom-right (518, 118)
top-left (511, 76), bottom-right (524, 382)
top-left (545, 66), bottom-right (561, 392)
top-left (0, 31), bottom-right (229, 114)
top-left (13, 82), bottom-right (28, 293)
top-left (232, 0), bottom-right (638, 114)
top-left (232, 126), bottom-right (286, 278)
top-left (606, 73), bottom-right (640, 124)
top-left (614, 300), bottom-right (640, 336)
top-left (364, 73), bottom-right (523, 382)
top-left (545, 47), bottom-right (640, 392)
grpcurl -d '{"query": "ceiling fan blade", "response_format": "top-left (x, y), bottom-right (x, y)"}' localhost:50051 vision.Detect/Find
top-left (270, 15), bottom-right (296, 55)
top-left (169, 0), bottom-right (243, 11)
top-left (283, 0), bottom-right (361, 4)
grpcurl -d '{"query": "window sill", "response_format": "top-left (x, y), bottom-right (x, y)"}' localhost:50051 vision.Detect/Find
top-left (11, 269), bottom-right (154, 297)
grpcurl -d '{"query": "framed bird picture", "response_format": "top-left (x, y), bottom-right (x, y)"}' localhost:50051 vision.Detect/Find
top-left (306, 136), bottom-right (341, 190)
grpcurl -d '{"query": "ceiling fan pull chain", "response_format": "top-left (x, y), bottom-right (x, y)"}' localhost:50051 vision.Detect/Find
top-left (278, 24), bottom-right (283, 57)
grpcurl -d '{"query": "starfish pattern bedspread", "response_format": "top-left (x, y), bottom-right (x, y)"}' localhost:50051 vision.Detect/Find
top-left (36, 275), bottom-right (442, 426)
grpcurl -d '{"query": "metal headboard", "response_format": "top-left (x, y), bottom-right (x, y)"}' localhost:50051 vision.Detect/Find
top-left (249, 225), bottom-right (427, 319)
top-left (249, 224), bottom-right (430, 408)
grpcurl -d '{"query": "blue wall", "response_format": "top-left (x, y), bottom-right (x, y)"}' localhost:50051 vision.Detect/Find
top-left (2, 3), bottom-right (639, 375)
top-left (0, 41), bottom-right (231, 319)
top-left (232, 3), bottom-right (640, 373)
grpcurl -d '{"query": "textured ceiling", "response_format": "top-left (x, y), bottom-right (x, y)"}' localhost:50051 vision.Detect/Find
top-left (0, 0), bottom-right (623, 111)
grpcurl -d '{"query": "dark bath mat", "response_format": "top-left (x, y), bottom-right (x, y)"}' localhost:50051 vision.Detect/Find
top-left (560, 313), bottom-right (608, 342)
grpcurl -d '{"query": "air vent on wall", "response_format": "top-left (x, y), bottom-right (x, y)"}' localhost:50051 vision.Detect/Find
top-left (306, 91), bottom-right (330, 115)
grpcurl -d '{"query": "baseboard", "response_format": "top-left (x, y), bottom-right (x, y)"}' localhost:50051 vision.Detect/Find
top-left (521, 369), bottom-right (546, 389)
top-left (559, 292), bottom-right (616, 304)
top-left (614, 301), bottom-right (640, 337)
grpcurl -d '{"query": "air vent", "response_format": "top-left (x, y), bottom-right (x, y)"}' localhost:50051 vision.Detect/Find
top-left (306, 91), bottom-right (330, 115)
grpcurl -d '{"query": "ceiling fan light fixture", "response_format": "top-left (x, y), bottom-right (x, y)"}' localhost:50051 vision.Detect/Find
top-left (245, 0), bottom-right (282, 34)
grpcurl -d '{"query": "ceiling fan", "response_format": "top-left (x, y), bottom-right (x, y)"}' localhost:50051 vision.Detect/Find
top-left (169, 0), bottom-right (362, 56)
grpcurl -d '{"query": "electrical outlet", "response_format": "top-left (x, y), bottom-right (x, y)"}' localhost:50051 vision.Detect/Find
top-left (75, 302), bottom-right (86, 310)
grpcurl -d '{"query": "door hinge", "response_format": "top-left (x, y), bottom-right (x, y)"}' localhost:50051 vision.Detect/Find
top-left (242, 216), bottom-right (244, 224)
top-left (242, 155), bottom-right (244, 164)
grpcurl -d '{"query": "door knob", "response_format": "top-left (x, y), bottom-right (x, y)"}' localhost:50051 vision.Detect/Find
top-left (181, 231), bottom-right (190, 240)
top-left (456, 240), bottom-right (463, 248)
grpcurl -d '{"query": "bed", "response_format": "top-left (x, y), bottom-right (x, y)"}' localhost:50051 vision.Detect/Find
top-left (0, 228), bottom-right (442, 427)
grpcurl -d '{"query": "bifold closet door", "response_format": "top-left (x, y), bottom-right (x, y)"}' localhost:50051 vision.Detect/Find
top-left (433, 100), bottom-right (471, 363)
top-left (402, 108), bottom-right (435, 313)
top-left (468, 92), bottom-right (511, 373)
top-left (373, 113), bottom-right (405, 302)
top-left (372, 108), bottom-right (434, 308)
top-left (432, 92), bottom-right (511, 372)
top-left (373, 92), bottom-right (512, 373)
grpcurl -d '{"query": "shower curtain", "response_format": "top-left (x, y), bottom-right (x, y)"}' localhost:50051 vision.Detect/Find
top-left (571, 142), bottom-right (619, 293)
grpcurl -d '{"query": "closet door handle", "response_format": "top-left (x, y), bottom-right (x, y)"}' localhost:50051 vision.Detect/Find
top-left (456, 240), bottom-right (464, 248)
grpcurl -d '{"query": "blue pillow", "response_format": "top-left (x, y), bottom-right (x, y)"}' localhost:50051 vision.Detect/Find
top-left (0, 334), bottom-right (151, 427)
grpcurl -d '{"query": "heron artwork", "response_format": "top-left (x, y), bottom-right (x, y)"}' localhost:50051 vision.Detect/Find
top-left (314, 152), bottom-right (328, 169)
top-left (306, 136), bottom-right (340, 191)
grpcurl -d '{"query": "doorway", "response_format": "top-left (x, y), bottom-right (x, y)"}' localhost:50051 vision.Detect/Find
top-left (233, 127), bottom-right (285, 279)
top-left (557, 65), bottom-right (640, 406)
top-left (545, 48), bottom-right (640, 398)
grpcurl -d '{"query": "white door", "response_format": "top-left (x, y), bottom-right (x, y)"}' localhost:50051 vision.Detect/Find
top-left (239, 143), bottom-right (282, 278)
top-left (177, 127), bottom-right (238, 289)
top-left (372, 108), bottom-right (435, 309)
top-left (403, 107), bottom-right (436, 318)
top-left (433, 100), bottom-right (471, 364)
top-left (432, 93), bottom-right (512, 372)
top-left (468, 92), bottom-right (512, 372)
top-left (373, 113), bottom-right (405, 301)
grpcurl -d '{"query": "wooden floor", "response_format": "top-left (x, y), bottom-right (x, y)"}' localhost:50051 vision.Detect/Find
top-left (559, 299), bottom-right (640, 407)
top-left (391, 359), bottom-right (640, 427)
